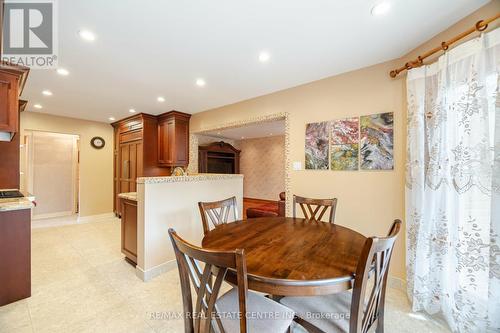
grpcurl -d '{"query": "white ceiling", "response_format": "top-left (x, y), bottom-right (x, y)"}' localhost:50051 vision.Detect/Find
top-left (21, 0), bottom-right (489, 123)
top-left (203, 120), bottom-right (285, 140)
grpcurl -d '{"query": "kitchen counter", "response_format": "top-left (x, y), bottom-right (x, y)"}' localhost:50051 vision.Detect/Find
top-left (135, 173), bottom-right (243, 281)
top-left (137, 173), bottom-right (243, 184)
top-left (0, 192), bottom-right (33, 305)
top-left (118, 192), bottom-right (137, 201)
top-left (0, 193), bottom-right (35, 212)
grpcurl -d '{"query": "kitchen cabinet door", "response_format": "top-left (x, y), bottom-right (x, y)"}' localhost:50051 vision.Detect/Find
top-left (0, 71), bottom-right (19, 133)
top-left (158, 117), bottom-right (175, 165)
top-left (157, 112), bottom-right (190, 167)
top-left (121, 198), bottom-right (137, 265)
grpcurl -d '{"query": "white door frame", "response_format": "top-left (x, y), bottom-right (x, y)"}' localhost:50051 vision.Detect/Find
top-left (24, 130), bottom-right (80, 219)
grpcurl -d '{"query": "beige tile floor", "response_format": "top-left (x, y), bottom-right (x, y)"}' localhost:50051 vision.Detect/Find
top-left (0, 216), bottom-right (451, 333)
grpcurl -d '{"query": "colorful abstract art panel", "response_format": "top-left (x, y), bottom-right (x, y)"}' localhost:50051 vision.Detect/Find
top-left (330, 117), bottom-right (359, 144)
top-left (360, 112), bottom-right (394, 170)
top-left (305, 122), bottom-right (329, 170)
top-left (331, 144), bottom-right (359, 171)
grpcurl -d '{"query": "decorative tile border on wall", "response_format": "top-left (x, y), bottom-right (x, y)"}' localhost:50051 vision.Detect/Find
top-left (189, 112), bottom-right (292, 215)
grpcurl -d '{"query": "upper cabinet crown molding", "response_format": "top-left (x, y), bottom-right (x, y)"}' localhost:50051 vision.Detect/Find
top-left (0, 62), bottom-right (30, 94)
top-left (111, 112), bottom-right (156, 128)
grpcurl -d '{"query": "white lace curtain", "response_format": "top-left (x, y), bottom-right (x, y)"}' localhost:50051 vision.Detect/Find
top-left (406, 28), bottom-right (500, 332)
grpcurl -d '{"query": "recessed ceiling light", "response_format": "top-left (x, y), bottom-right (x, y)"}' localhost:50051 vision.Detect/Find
top-left (157, 97), bottom-right (165, 102)
top-left (78, 30), bottom-right (96, 41)
top-left (129, 109), bottom-right (136, 113)
top-left (258, 51), bottom-right (271, 63)
top-left (56, 68), bottom-right (69, 76)
top-left (109, 117), bottom-right (115, 121)
top-left (42, 90), bottom-right (53, 96)
top-left (33, 104), bottom-right (42, 109)
top-left (196, 78), bottom-right (206, 87)
top-left (371, 2), bottom-right (391, 16)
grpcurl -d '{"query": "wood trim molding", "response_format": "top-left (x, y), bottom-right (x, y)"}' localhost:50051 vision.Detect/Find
top-left (157, 110), bottom-right (191, 121)
top-left (0, 62), bottom-right (30, 94)
top-left (110, 112), bottom-right (156, 128)
top-left (243, 197), bottom-right (278, 204)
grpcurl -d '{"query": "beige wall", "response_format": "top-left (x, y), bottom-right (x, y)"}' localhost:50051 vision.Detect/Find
top-left (137, 176), bottom-right (243, 280)
top-left (237, 135), bottom-right (285, 200)
top-left (20, 112), bottom-right (114, 217)
top-left (189, 3), bottom-right (500, 280)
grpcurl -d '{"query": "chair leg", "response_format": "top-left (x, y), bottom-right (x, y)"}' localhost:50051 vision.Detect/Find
top-left (294, 317), bottom-right (326, 333)
top-left (376, 314), bottom-right (384, 333)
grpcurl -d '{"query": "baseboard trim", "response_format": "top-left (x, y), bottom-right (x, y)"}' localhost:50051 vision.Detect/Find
top-left (33, 211), bottom-right (74, 219)
top-left (136, 260), bottom-right (177, 282)
top-left (77, 212), bottom-right (116, 224)
top-left (388, 276), bottom-right (407, 293)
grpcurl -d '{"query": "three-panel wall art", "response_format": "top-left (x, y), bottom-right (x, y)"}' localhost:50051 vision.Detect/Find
top-left (305, 112), bottom-right (394, 171)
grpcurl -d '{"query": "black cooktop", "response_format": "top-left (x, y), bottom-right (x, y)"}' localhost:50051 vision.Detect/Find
top-left (0, 190), bottom-right (24, 199)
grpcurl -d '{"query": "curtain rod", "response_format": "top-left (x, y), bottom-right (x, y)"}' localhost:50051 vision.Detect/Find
top-left (389, 13), bottom-right (500, 78)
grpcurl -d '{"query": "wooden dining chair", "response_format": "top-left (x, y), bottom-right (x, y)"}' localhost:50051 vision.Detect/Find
top-left (168, 228), bottom-right (295, 333)
top-left (292, 195), bottom-right (338, 223)
top-left (280, 219), bottom-right (402, 333)
top-left (198, 196), bottom-right (238, 235)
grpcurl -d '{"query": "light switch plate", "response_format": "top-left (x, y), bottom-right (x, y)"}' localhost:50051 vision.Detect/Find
top-left (292, 161), bottom-right (302, 171)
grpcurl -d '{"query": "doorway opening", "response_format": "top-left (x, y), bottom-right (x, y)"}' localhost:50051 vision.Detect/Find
top-left (190, 113), bottom-right (290, 218)
top-left (20, 131), bottom-right (80, 222)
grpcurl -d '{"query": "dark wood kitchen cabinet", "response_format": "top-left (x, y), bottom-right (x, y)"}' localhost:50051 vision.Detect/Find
top-left (0, 71), bottom-right (18, 133)
top-left (120, 198), bottom-right (137, 265)
top-left (0, 64), bottom-right (29, 190)
top-left (112, 113), bottom-right (164, 216)
top-left (118, 140), bottom-right (142, 194)
top-left (0, 209), bottom-right (31, 306)
top-left (157, 111), bottom-right (191, 167)
top-left (0, 64), bottom-right (29, 136)
top-left (112, 111), bottom-right (191, 216)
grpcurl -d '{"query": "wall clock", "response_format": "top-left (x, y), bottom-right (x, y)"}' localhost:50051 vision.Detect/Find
top-left (90, 136), bottom-right (105, 149)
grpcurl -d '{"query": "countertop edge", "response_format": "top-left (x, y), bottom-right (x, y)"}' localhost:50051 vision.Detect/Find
top-left (137, 174), bottom-right (244, 184)
top-left (118, 192), bottom-right (137, 201)
top-left (0, 198), bottom-right (35, 212)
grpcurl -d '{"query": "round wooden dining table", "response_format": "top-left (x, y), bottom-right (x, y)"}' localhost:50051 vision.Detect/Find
top-left (201, 216), bottom-right (367, 296)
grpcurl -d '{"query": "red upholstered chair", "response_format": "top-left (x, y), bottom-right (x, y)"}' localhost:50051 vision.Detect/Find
top-left (246, 208), bottom-right (278, 218)
top-left (246, 192), bottom-right (286, 218)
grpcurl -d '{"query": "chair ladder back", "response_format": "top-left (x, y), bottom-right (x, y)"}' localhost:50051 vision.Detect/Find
top-left (169, 229), bottom-right (248, 333)
top-left (185, 256), bottom-right (224, 331)
top-left (350, 220), bottom-right (401, 333)
top-left (199, 197), bottom-right (239, 234)
top-left (293, 195), bottom-right (338, 223)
